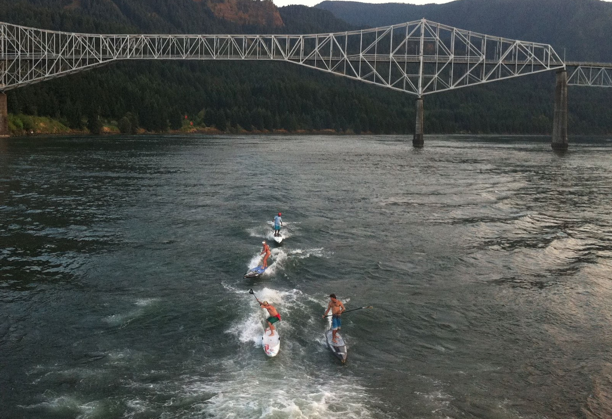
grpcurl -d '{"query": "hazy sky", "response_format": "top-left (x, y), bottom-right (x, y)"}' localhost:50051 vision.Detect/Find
top-left (275, 0), bottom-right (454, 6)
top-left (275, 0), bottom-right (612, 8)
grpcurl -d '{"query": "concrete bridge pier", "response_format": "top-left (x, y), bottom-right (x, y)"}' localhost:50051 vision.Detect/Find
top-left (413, 97), bottom-right (424, 148)
top-left (551, 70), bottom-right (568, 151)
top-left (0, 93), bottom-right (8, 137)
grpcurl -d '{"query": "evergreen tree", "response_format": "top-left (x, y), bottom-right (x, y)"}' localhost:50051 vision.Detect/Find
top-left (87, 109), bottom-right (102, 135)
top-left (169, 108), bottom-right (183, 130)
top-left (119, 116), bottom-right (132, 134)
top-left (214, 111), bottom-right (227, 131)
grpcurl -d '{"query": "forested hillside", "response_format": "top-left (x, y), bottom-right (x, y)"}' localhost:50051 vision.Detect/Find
top-left (1, 0), bottom-right (611, 135)
top-left (0, 0), bottom-right (278, 34)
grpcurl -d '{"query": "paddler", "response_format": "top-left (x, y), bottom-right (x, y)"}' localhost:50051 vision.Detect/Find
top-left (260, 241), bottom-right (271, 268)
top-left (260, 301), bottom-right (281, 336)
top-left (274, 212), bottom-right (283, 237)
top-left (323, 294), bottom-right (345, 344)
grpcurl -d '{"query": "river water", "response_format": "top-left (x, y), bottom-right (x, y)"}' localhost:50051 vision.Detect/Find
top-left (1, 135), bottom-right (611, 418)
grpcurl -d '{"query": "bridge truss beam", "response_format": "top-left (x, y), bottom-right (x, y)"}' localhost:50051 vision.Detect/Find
top-left (1, 19), bottom-right (566, 95)
top-left (567, 63), bottom-right (612, 87)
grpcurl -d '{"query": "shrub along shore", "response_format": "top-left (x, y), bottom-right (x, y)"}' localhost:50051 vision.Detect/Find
top-left (6, 113), bottom-right (364, 137)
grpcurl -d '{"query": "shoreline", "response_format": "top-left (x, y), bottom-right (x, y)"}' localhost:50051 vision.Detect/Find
top-left (6, 114), bottom-right (612, 139)
top-left (8, 130), bottom-right (612, 139)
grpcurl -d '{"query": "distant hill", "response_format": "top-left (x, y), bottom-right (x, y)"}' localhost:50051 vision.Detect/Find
top-left (316, 0), bottom-right (612, 61)
top-left (0, 0), bottom-right (359, 38)
top-left (0, 0), bottom-right (353, 34)
top-left (280, 5), bottom-right (353, 33)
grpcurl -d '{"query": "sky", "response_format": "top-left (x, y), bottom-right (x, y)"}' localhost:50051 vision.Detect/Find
top-left (274, 0), bottom-right (612, 8)
top-left (274, 0), bottom-right (457, 7)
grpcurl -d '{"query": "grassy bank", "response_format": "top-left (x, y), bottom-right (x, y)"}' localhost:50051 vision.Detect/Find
top-left (6, 114), bottom-right (362, 137)
top-left (8, 114), bottom-right (82, 136)
top-left (7, 114), bottom-right (135, 136)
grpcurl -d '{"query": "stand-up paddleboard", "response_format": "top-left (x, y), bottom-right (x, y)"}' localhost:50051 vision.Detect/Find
top-left (262, 327), bottom-right (281, 357)
top-left (325, 329), bottom-right (348, 363)
top-left (244, 265), bottom-right (267, 278)
top-left (273, 234), bottom-right (283, 244)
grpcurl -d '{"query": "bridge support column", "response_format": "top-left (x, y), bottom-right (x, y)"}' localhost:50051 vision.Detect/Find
top-left (413, 97), bottom-right (424, 148)
top-left (551, 70), bottom-right (568, 151)
top-left (0, 93), bottom-right (8, 137)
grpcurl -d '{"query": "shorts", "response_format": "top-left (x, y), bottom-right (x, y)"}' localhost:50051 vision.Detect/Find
top-left (267, 315), bottom-right (281, 325)
top-left (274, 225), bottom-right (281, 231)
top-left (332, 315), bottom-right (341, 330)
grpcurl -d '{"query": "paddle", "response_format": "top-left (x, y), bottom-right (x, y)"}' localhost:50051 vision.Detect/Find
top-left (248, 288), bottom-right (262, 304)
top-left (323, 306), bottom-right (373, 318)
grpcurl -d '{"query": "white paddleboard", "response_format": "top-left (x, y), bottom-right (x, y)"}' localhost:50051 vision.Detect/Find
top-left (325, 329), bottom-right (347, 363)
top-left (262, 327), bottom-right (280, 357)
top-left (273, 234), bottom-right (283, 244)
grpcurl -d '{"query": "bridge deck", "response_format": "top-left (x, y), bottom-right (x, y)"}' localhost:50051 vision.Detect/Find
top-left (566, 61), bottom-right (612, 69)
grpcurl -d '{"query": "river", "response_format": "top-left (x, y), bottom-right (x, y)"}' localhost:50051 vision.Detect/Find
top-left (1, 135), bottom-right (611, 418)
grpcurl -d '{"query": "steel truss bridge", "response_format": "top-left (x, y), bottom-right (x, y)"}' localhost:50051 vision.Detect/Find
top-left (1, 18), bottom-right (611, 146)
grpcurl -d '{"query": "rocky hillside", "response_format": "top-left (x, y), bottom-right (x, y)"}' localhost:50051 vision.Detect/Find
top-left (208, 0), bottom-right (283, 27)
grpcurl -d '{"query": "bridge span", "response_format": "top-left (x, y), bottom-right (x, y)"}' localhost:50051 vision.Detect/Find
top-left (1, 18), bottom-right (611, 149)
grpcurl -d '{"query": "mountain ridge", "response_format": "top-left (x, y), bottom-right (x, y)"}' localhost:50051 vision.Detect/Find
top-left (0, 0), bottom-right (288, 33)
top-left (316, 0), bottom-right (612, 61)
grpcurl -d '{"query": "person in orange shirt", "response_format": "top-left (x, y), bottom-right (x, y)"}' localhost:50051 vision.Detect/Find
top-left (260, 241), bottom-right (271, 268)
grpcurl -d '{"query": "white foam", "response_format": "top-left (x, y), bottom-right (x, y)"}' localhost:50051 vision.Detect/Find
top-left (414, 389), bottom-right (453, 413)
top-left (135, 298), bottom-right (159, 307)
top-left (226, 309), bottom-right (264, 346)
top-left (246, 246), bottom-right (328, 278)
top-left (106, 349), bottom-right (143, 366)
top-left (183, 373), bottom-right (371, 418)
top-left (289, 247), bottom-right (328, 259)
top-left (263, 248), bottom-right (288, 276)
top-left (103, 298), bottom-right (160, 326)
top-left (214, 287), bottom-right (373, 417)
top-left (126, 398), bottom-right (150, 415)
top-left (20, 396), bottom-right (102, 416)
top-left (93, 285), bottom-right (374, 418)
top-left (251, 287), bottom-right (304, 313)
top-left (226, 287), bottom-right (304, 346)
top-left (30, 366), bottom-right (101, 385)
top-left (247, 226), bottom-right (268, 239)
top-left (246, 247), bottom-right (289, 275)
top-left (248, 252), bottom-right (263, 269)
top-left (248, 221), bottom-right (295, 241)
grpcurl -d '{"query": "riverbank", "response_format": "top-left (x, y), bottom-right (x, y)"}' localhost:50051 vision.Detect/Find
top-left (8, 114), bottom-right (79, 136)
top-left (9, 113), bottom-right (611, 138)
top-left (6, 113), bottom-right (356, 137)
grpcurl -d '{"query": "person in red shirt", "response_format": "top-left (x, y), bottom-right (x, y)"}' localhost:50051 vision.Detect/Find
top-left (260, 301), bottom-right (281, 336)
